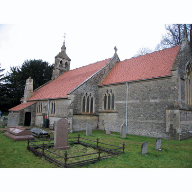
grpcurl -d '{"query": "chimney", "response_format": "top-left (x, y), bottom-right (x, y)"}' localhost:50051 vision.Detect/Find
top-left (23, 77), bottom-right (33, 103)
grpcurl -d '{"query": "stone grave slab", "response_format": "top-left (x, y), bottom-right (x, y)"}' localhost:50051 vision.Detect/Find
top-left (5, 126), bottom-right (34, 141)
top-left (54, 118), bottom-right (70, 150)
top-left (86, 123), bottom-right (92, 136)
top-left (106, 130), bottom-right (111, 135)
top-left (29, 128), bottom-right (50, 138)
top-left (155, 138), bottom-right (161, 150)
top-left (141, 142), bottom-right (148, 155)
top-left (120, 123), bottom-right (126, 138)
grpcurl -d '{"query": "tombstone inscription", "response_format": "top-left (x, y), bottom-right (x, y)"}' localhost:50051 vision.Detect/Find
top-left (54, 118), bottom-right (70, 150)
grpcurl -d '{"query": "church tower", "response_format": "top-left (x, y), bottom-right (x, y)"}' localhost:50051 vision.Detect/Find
top-left (52, 35), bottom-right (71, 80)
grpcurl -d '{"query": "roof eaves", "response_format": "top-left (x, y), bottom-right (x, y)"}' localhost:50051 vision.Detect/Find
top-left (99, 75), bottom-right (173, 87)
top-left (29, 97), bottom-right (68, 101)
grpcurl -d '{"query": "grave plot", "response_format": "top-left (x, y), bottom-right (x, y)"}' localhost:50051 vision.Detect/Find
top-left (5, 127), bottom-right (34, 141)
top-left (27, 135), bottom-right (125, 168)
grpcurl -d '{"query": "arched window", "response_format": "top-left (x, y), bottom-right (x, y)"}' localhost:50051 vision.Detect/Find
top-left (104, 94), bottom-right (107, 110)
top-left (50, 101), bottom-right (56, 114)
top-left (82, 93), bottom-right (94, 113)
top-left (186, 64), bottom-right (192, 105)
top-left (65, 62), bottom-right (68, 70)
top-left (103, 90), bottom-right (115, 111)
top-left (59, 60), bottom-right (63, 68)
top-left (36, 102), bottom-right (42, 113)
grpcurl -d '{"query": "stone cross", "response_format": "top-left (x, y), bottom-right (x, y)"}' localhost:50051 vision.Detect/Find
top-left (54, 118), bottom-right (70, 150)
top-left (141, 142), bottom-right (148, 155)
top-left (120, 123), bottom-right (126, 138)
top-left (86, 123), bottom-right (92, 136)
top-left (114, 46), bottom-right (117, 53)
top-left (155, 138), bottom-right (161, 150)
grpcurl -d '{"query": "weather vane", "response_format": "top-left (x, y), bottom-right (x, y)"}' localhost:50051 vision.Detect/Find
top-left (63, 33), bottom-right (66, 42)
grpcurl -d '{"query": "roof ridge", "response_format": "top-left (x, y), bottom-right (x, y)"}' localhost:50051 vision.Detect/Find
top-left (70, 58), bottom-right (111, 71)
top-left (123, 45), bottom-right (181, 62)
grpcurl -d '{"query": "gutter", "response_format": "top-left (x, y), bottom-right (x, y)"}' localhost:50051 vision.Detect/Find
top-left (47, 99), bottom-right (50, 118)
top-left (99, 75), bottom-right (173, 87)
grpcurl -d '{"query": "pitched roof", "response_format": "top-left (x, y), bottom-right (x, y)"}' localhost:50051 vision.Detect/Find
top-left (9, 102), bottom-right (35, 112)
top-left (28, 58), bottom-right (110, 100)
top-left (100, 45), bottom-right (181, 85)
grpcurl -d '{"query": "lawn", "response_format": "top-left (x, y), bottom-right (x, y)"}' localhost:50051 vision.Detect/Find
top-left (0, 129), bottom-right (192, 168)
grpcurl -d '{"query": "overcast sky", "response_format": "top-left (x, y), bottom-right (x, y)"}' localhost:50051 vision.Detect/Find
top-left (1, 0), bottom-right (190, 75)
top-left (0, 0), bottom-right (191, 189)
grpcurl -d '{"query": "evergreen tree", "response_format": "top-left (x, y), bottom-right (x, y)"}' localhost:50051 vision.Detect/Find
top-left (0, 60), bottom-right (54, 112)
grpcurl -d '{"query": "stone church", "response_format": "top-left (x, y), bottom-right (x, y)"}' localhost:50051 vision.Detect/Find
top-left (8, 36), bottom-right (192, 140)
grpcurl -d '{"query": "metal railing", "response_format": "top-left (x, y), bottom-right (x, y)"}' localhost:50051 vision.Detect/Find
top-left (27, 134), bottom-right (125, 168)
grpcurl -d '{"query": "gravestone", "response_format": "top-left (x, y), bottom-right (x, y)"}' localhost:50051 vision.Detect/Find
top-left (141, 142), bottom-right (148, 155)
top-left (155, 138), bottom-right (161, 150)
top-left (86, 123), bottom-right (92, 136)
top-left (120, 123), bottom-right (126, 138)
top-left (106, 130), bottom-right (111, 135)
top-left (54, 118), bottom-right (70, 150)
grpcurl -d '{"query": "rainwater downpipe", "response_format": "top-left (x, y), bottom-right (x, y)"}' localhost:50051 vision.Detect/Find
top-left (126, 82), bottom-right (129, 134)
top-left (47, 99), bottom-right (50, 119)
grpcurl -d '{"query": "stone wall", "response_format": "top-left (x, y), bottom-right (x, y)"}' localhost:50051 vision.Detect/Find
top-left (34, 99), bottom-right (70, 127)
top-left (98, 84), bottom-right (126, 132)
top-left (68, 53), bottom-right (120, 132)
top-left (72, 115), bottom-right (98, 132)
top-left (99, 75), bottom-right (179, 139)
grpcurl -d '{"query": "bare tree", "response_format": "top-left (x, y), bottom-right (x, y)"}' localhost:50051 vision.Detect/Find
top-left (134, 46), bottom-right (153, 57)
top-left (156, 24), bottom-right (192, 50)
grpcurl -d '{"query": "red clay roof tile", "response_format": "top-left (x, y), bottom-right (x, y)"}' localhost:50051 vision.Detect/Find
top-left (100, 45), bottom-right (181, 85)
top-left (9, 102), bottom-right (35, 111)
top-left (28, 58), bottom-right (110, 100)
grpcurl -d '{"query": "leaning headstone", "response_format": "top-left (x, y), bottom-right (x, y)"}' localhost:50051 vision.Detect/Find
top-left (54, 118), bottom-right (70, 150)
top-left (155, 138), bottom-right (161, 150)
top-left (120, 123), bottom-right (126, 138)
top-left (141, 142), bottom-right (148, 155)
top-left (86, 123), bottom-right (92, 136)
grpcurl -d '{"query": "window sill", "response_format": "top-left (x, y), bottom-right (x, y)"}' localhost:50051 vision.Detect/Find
top-left (99, 110), bottom-right (118, 113)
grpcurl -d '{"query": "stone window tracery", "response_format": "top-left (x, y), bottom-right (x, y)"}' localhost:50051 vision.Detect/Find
top-left (186, 64), bottom-right (192, 105)
top-left (36, 102), bottom-right (42, 113)
top-left (103, 90), bottom-right (114, 111)
top-left (82, 93), bottom-right (94, 114)
top-left (50, 101), bottom-right (56, 115)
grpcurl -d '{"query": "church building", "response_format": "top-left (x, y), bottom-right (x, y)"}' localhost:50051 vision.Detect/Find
top-left (8, 36), bottom-right (192, 140)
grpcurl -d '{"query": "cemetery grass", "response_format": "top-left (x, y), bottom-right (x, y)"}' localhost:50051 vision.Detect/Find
top-left (0, 129), bottom-right (192, 168)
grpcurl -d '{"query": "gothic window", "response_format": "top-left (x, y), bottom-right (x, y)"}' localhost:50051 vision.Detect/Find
top-left (59, 60), bottom-right (63, 68)
top-left (65, 62), bottom-right (68, 70)
top-left (36, 102), bottom-right (42, 113)
top-left (103, 90), bottom-right (115, 111)
top-left (186, 64), bottom-right (192, 105)
top-left (50, 101), bottom-right (56, 114)
top-left (82, 93), bottom-right (94, 114)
